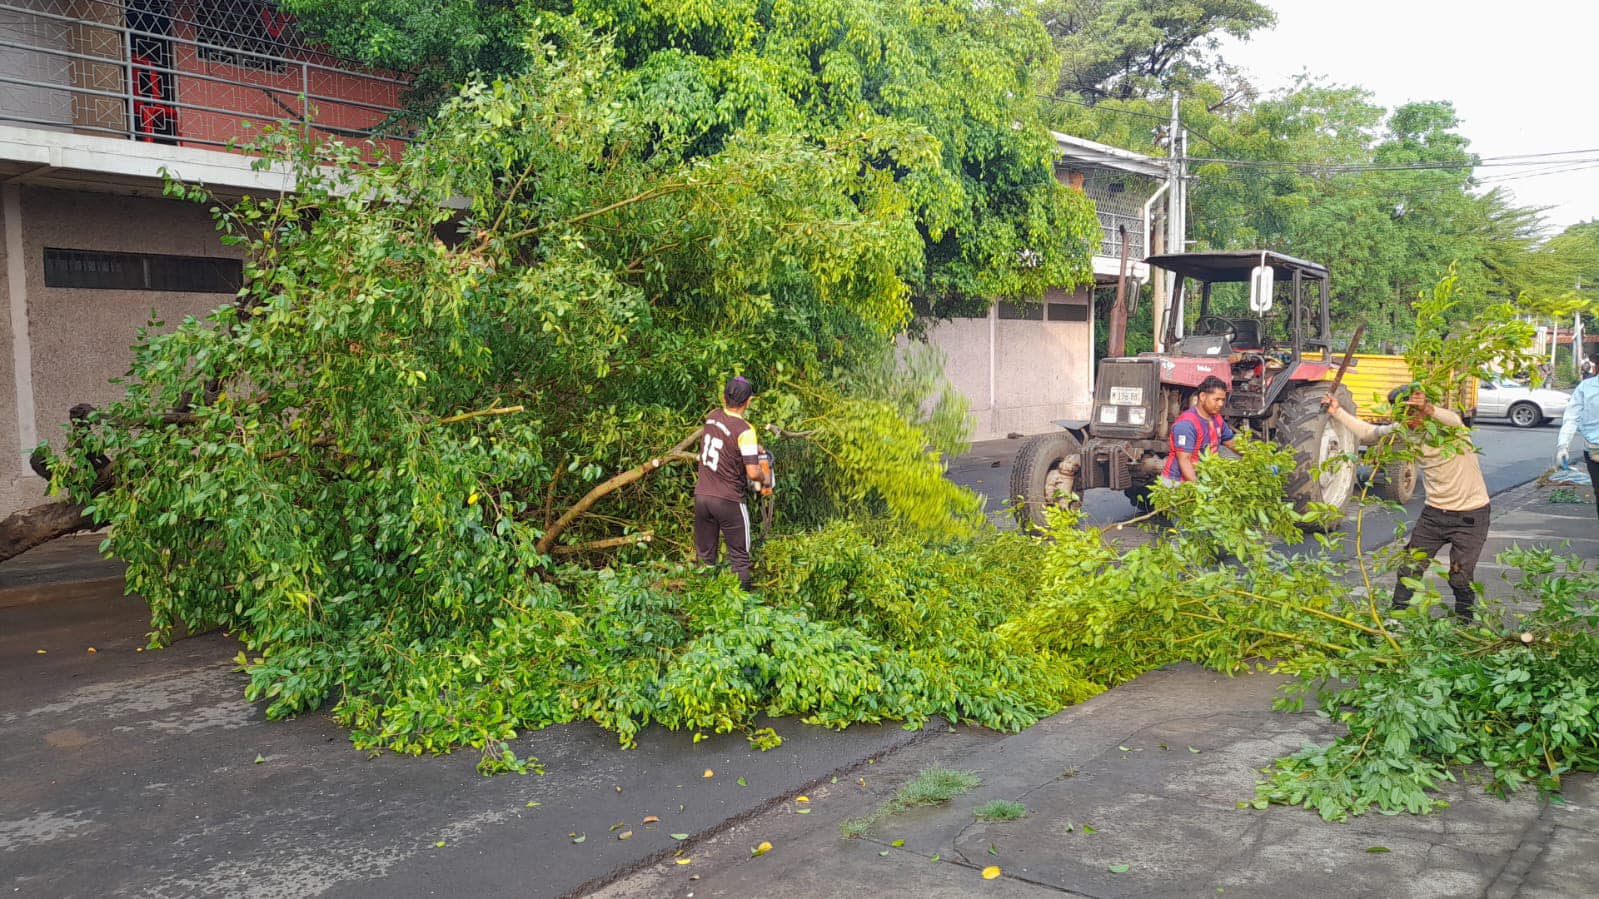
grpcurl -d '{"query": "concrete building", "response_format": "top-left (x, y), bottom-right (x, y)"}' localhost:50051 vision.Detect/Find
top-left (0, 0), bottom-right (404, 517)
top-left (923, 132), bottom-right (1171, 440)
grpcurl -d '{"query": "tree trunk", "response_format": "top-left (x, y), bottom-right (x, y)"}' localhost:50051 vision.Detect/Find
top-left (0, 500), bottom-right (96, 564)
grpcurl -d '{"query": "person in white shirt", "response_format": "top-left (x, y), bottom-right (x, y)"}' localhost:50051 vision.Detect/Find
top-left (1555, 369), bottom-right (1599, 523)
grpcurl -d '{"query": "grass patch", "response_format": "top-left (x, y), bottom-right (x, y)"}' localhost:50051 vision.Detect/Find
top-left (972, 799), bottom-right (1028, 822)
top-left (896, 767), bottom-right (983, 807)
top-left (839, 766), bottom-right (982, 838)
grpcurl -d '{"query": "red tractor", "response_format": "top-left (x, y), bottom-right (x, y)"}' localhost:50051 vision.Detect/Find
top-left (1010, 250), bottom-right (1359, 530)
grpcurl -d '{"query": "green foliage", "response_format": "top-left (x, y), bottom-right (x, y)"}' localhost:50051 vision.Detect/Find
top-left (47, 32), bottom-right (1069, 769)
top-left (287, 0), bottom-right (1102, 313)
top-left (1257, 547), bottom-right (1599, 821)
top-left (1040, 0), bottom-right (1275, 102)
top-left (1001, 439), bottom-right (1353, 686)
top-left (972, 799), bottom-right (1029, 822)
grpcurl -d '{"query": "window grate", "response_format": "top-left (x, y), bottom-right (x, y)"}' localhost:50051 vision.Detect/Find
top-left (44, 248), bottom-right (243, 293)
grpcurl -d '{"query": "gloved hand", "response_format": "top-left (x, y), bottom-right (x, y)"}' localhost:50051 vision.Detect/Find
top-left (1556, 447), bottom-right (1570, 469)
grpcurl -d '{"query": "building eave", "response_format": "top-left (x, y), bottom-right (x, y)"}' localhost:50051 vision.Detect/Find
top-left (1051, 130), bottom-right (1168, 180)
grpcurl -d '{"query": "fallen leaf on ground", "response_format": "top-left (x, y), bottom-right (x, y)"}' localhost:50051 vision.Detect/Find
top-left (642, 815), bottom-right (660, 825)
top-left (526, 801), bottom-right (540, 808)
top-left (795, 808), bottom-right (810, 814)
top-left (891, 839), bottom-right (905, 847)
top-left (675, 858), bottom-right (692, 866)
top-left (1108, 863), bottom-right (1130, 874)
top-left (751, 841), bottom-right (773, 857)
top-left (737, 776), bottom-right (747, 787)
top-left (879, 850), bottom-right (889, 857)
top-left (1366, 846), bottom-right (1390, 853)
top-left (609, 822), bottom-right (625, 832)
top-left (571, 834), bottom-right (586, 844)
top-left (1082, 825), bottom-right (1098, 834)
top-left (795, 796), bottom-right (809, 803)
top-left (254, 755), bottom-right (265, 764)
top-left (670, 833), bottom-right (690, 840)
top-left (703, 769), bottom-right (714, 778)
top-left (1188, 746), bottom-right (1201, 754)
top-left (435, 841), bottom-right (446, 848)
top-left (618, 831), bottom-right (633, 841)
top-left (87, 647), bottom-right (96, 653)
top-left (982, 866), bottom-right (1001, 880)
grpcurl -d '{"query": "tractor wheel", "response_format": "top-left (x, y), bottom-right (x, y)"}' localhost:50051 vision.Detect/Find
top-left (1276, 384), bottom-right (1359, 521)
top-left (1373, 458), bottom-right (1418, 504)
top-left (1507, 401), bottom-right (1542, 428)
top-left (1010, 431), bottom-right (1083, 533)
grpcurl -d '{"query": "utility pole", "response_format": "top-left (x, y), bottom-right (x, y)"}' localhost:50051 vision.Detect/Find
top-left (1155, 93), bottom-right (1183, 351)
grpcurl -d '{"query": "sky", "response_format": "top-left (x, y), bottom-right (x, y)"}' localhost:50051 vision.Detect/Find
top-left (1218, 1), bottom-right (1599, 234)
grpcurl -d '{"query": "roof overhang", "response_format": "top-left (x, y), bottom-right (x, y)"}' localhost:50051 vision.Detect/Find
top-left (1051, 131), bottom-right (1168, 179)
top-left (1145, 250), bottom-right (1328, 283)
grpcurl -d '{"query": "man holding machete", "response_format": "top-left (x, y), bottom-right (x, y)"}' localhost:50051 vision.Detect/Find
top-left (1322, 386), bottom-right (1490, 624)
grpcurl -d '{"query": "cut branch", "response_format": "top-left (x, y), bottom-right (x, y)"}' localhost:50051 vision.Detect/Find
top-left (764, 424), bottom-right (818, 439)
top-left (535, 429), bottom-right (700, 555)
top-left (550, 532), bottom-right (654, 556)
top-left (437, 404), bottom-right (524, 426)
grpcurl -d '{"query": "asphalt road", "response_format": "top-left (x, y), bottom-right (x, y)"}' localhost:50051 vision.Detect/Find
top-left (947, 421), bottom-right (1560, 546)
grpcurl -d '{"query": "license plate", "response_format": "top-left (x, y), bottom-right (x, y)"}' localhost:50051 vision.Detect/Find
top-left (1109, 386), bottom-right (1143, 406)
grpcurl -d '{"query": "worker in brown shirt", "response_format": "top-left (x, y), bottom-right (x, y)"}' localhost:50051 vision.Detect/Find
top-left (1323, 387), bottom-right (1491, 623)
top-left (694, 377), bottom-right (763, 590)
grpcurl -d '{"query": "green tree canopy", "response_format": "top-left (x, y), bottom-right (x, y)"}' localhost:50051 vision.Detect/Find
top-left (284, 0), bottom-right (1102, 313)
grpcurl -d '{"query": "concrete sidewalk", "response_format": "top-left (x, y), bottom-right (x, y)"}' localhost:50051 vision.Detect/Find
top-left (595, 480), bottom-right (1599, 899)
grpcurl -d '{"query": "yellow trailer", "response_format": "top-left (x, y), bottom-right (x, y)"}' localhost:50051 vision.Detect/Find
top-left (1334, 354), bottom-right (1478, 423)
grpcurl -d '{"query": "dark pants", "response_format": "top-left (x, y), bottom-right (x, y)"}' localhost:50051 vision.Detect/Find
top-left (1393, 503), bottom-right (1490, 621)
top-left (1587, 451), bottom-right (1599, 521)
top-left (694, 495), bottom-right (751, 589)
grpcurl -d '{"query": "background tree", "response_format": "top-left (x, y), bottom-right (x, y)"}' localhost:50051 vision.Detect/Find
top-left (283, 0), bottom-right (1102, 316)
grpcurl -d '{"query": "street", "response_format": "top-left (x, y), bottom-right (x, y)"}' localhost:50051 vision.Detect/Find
top-left (947, 422), bottom-right (1560, 548)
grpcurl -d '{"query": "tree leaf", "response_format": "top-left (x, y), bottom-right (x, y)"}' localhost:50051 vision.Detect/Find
top-left (1108, 863), bottom-right (1130, 874)
top-left (670, 833), bottom-right (690, 840)
top-left (982, 866), bottom-right (1002, 880)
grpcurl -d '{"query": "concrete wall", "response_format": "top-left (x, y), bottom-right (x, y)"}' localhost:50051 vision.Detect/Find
top-left (1, 185), bottom-right (239, 515)
top-left (1, 186), bottom-right (23, 515)
top-left (924, 290), bottom-right (1095, 441)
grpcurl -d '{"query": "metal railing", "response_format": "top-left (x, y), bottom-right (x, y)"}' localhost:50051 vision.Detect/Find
top-left (1097, 211), bottom-right (1145, 261)
top-left (0, 0), bottom-right (407, 152)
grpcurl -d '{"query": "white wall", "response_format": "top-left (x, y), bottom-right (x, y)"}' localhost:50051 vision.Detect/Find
top-left (924, 293), bottom-right (1095, 441)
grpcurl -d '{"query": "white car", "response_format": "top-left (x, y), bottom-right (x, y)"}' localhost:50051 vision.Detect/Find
top-left (1475, 380), bottom-right (1570, 428)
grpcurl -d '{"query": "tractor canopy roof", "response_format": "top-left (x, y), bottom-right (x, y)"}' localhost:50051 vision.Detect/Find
top-left (1145, 250), bottom-right (1328, 283)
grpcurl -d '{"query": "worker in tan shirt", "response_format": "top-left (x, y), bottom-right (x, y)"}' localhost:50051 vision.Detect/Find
top-left (1323, 387), bottom-right (1491, 623)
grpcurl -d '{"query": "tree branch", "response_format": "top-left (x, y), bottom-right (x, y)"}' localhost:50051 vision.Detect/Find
top-left (437, 404), bottom-right (524, 425)
top-left (535, 429), bottom-right (700, 555)
top-left (550, 532), bottom-right (654, 556)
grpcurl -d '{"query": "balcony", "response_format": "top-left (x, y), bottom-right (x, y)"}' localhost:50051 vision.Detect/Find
top-left (0, 0), bottom-right (408, 160)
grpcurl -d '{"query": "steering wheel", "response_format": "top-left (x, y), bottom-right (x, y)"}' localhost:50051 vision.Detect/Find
top-left (1195, 314), bottom-right (1237, 343)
